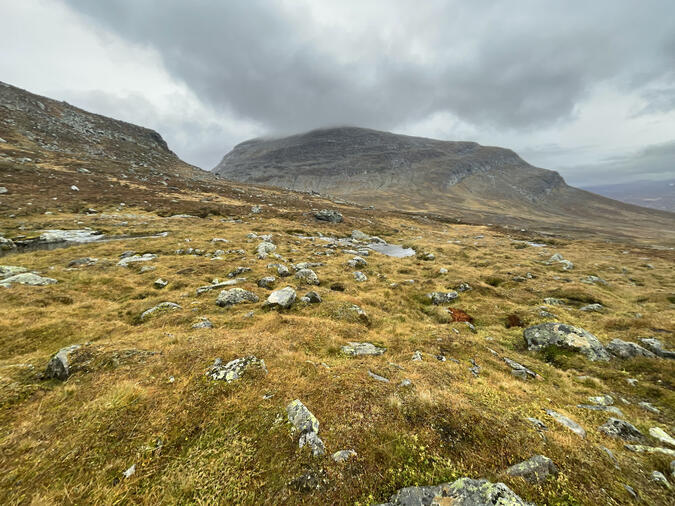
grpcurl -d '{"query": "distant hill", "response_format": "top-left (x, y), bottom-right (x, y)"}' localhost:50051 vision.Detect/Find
top-left (213, 127), bottom-right (675, 243)
top-left (584, 179), bottom-right (675, 213)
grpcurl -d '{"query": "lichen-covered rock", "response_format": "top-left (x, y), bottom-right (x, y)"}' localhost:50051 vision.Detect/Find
top-left (332, 449), bottom-right (357, 463)
top-left (606, 339), bottom-right (656, 359)
top-left (523, 322), bottom-right (610, 361)
top-left (264, 286), bottom-right (296, 309)
top-left (0, 272), bottom-right (58, 287)
top-left (353, 271), bottom-right (368, 282)
top-left (299, 430), bottom-right (325, 456)
top-left (295, 268), bottom-right (320, 285)
top-left (379, 478), bottom-right (531, 506)
top-left (506, 455), bottom-right (558, 483)
top-left (205, 356), bottom-right (267, 382)
top-left (286, 399), bottom-right (320, 434)
top-left (256, 241), bottom-right (276, 258)
top-left (577, 404), bottom-right (624, 417)
top-left (140, 302), bottom-right (181, 320)
top-left (314, 209), bottom-right (343, 223)
top-left (546, 410), bottom-right (586, 438)
top-left (216, 288), bottom-right (259, 307)
top-left (426, 291), bottom-right (459, 305)
top-left (341, 342), bottom-right (386, 356)
top-left (347, 256), bottom-right (367, 268)
top-left (598, 418), bottom-right (645, 442)
top-left (44, 344), bottom-right (82, 380)
top-left (649, 427), bottom-right (675, 448)
top-left (0, 265), bottom-right (28, 278)
top-left (0, 236), bottom-right (17, 251)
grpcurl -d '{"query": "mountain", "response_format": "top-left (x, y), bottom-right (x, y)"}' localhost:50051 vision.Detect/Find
top-left (214, 127), bottom-right (675, 243)
top-left (584, 179), bottom-right (675, 213)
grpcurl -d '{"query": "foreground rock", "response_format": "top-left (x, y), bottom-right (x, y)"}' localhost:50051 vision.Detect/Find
top-left (140, 302), bottom-right (182, 320)
top-left (286, 399), bottom-right (325, 456)
top-left (0, 272), bottom-right (57, 287)
top-left (506, 455), bottom-right (558, 484)
top-left (379, 478), bottom-right (531, 506)
top-left (205, 356), bottom-right (267, 382)
top-left (523, 322), bottom-right (610, 361)
top-left (216, 288), bottom-right (259, 307)
top-left (0, 265), bottom-right (28, 278)
top-left (649, 427), bottom-right (675, 447)
top-left (44, 344), bottom-right (82, 380)
top-left (264, 286), bottom-right (296, 309)
top-left (341, 342), bottom-right (386, 356)
top-left (606, 339), bottom-right (656, 359)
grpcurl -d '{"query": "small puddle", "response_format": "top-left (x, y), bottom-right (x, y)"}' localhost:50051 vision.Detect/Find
top-left (1, 231), bottom-right (169, 257)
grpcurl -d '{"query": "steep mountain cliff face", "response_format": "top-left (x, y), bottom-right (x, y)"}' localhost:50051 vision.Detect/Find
top-left (214, 127), bottom-right (675, 241)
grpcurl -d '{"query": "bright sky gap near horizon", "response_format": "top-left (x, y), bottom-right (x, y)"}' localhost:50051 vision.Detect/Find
top-left (1, 0), bottom-right (674, 187)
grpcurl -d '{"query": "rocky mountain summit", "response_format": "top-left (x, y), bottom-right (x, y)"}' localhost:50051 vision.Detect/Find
top-left (214, 127), bottom-right (675, 243)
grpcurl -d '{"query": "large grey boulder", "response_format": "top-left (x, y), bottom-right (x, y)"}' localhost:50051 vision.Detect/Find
top-left (638, 338), bottom-right (674, 359)
top-left (44, 344), bottom-right (82, 380)
top-left (0, 272), bottom-right (58, 287)
top-left (606, 339), bottom-right (656, 359)
top-left (523, 322), bottom-right (610, 361)
top-left (264, 286), bottom-right (296, 309)
top-left (341, 342), bottom-right (386, 356)
top-left (426, 291), bottom-right (459, 305)
top-left (379, 478), bottom-right (531, 506)
top-left (140, 302), bottom-right (182, 320)
top-left (599, 418), bottom-right (645, 442)
top-left (216, 288), bottom-right (259, 307)
top-left (295, 268), bottom-right (319, 285)
top-left (506, 455), bottom-right (558, 483)
top-left (314, 209), bottom-right (343, 223)
top-left (205, 356), bottom-right (267, 382)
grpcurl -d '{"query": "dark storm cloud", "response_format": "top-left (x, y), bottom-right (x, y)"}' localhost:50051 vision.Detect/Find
top-left (62, 0), bottom-right (675, 135)
top-left (564, 140), bottom-right (675, 186)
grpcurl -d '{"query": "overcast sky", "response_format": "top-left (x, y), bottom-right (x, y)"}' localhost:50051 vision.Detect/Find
top-left (2, 0), bottom-right (674, 186)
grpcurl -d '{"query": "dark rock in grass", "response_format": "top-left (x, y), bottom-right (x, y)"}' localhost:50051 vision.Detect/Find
top-left (44, 344), bottom-right (82, 380)
top-left (606, 339), bottom-right (656, 359)
top-left (302, 291), bottom-right (322, 303)
top-left (599, 418), bottom-right (645, 443)
top-left (506, 455), bottom-right (558, 483)
top-left (314, 209), bottom-right (343, 223)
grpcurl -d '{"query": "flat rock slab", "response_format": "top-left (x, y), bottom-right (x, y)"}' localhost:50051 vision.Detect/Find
top-left (118, 254), bottom-right (157, 267)
top-left (216, 288), bottom-right (259, 307)
top-left (523, 322), bottom-right (610, 361)
top-left (546, 410), bottom-right (586, 438)
top-left (0, 272), bottom-right (57, 287)
top-left (342, 342), bottom-right (386, 356)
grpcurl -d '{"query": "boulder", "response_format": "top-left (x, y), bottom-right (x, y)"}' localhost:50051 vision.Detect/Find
top-left (0, 272), bottom-right (58, 287)
top-left (314, 209), bottom-right (343, 223)
top-left (44, 344), bottom-right (82, 380)
top-left (264, 286), bottom-right (296, 309)
top-left (353, 271), bottom-right (368, 282)
top-left (606, 339), bottom-right (656, 359)
top-left (379, 478), bottom-right (531, 506)
top-left (295, 268), bottom-right (320, 285)
top-left (216, 288), bottom-right (259, 307)
top-left (286, 399), bottom-right (320, 434)
top-left (256, 241), bottom-right (276, 258)
top-left (117, 253), bottom-right (157, 267)
top-left (257, 276), bottom-right (276, 289)
top-left (505, 455), bottom-right (558, 484)
top-left (302, 291), bottom-right (322, 303)
top-left (599, 418), bottom-right (645, 442)
top-left (205, 356), bottom-right (267, 382)
top-left (0, 265), bottom-right (29, 278)
top-left (523, 322), bottom-right (610, 361)
top-left (426, 291), bottom-right (459, 305)
top-left (341, 342), bottom-right (385, 356)
top-left (638, 338), bottom-right (675, 359)
top-left (347, 256), bottom-right (367, 268)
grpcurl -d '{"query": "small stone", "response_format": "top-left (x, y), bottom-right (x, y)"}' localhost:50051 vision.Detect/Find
top-left (588, 395), bottom-right (614, 406)
top-left (44, 344), bottom-right (82, 380)
top-left (368, 370), bottom-right (389, 382)
top-left (257, 276), bottom-right (276, 288)
top-left (140, 302), bottom-right (181, 320)
top-left (123, 464), bottom-right (136, 479)
top-left (546, 410), bottom-right (586, 437)
top-left (526, 418), bottom-right (548, 431)
top-left (216, 288), bottom-right (259, 307)
top-left (606, 339), bottom-right (656, 359)
top-left (341, 342), bottom-right (385, 356)
top-left (286, 399), bottom-right (320, 434)
top-left (332, 449), bottom-right (357, 463)
top-left (426, 291), bottom-right (459, 305)
top-left (346, 256), bottom-right (367, 268)
top-left (117, 253), bottom-right (157, 267)
top-left (649, 427), bottom-right (675, 447)
top-left (651, 471), bottom-right (671, 489)
top-left (67, 257), bottom-right (98, 268)
top-left (192, 317), bottom-right (213, 329)
top-left (580, 303), bottom-right (604, 312)
top-left (506, 455), bottom-right (558, 484)
top-left (638, 401), bottom-right (660, 414)
top-left (303, 291), bottom-right (322, 303)
top-left (298, 431), bottom-right (325, 456)
top-left (412, 351), bottom-right (423, 361)
top-left (264, 286), bottom-right (296, 309)
top-left (154, 278), bottom-right (168, 289)
top-left (70, 185), bottom-right (79, 191)
top-left (353, 271), bottom-right (367, 282)
top-left (399, 379), bottom-right (413, 388)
